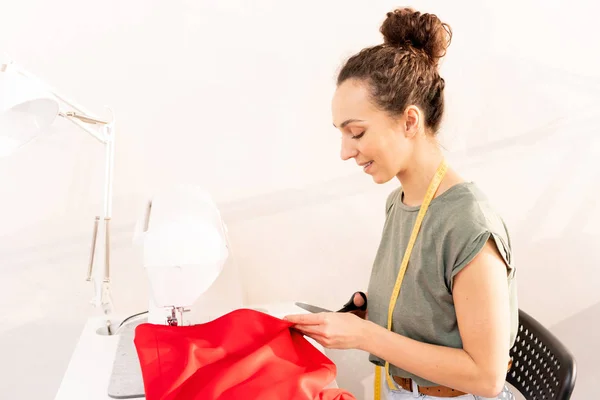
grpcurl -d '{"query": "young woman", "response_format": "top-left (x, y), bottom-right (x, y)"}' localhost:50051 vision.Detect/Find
top-left (284, 7), bottom-right (518, 400)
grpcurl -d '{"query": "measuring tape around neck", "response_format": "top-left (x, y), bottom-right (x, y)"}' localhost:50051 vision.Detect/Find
top-left (374, 159), bottom-right (448, 400)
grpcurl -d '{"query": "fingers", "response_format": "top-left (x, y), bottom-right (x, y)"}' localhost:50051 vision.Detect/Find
top-left (350, 292), bottom-right (368, 319)
top-left (283, 312), bottom-right (327, 325)
top-left (293, 324), bottom-right (324, 337)
top-left (353, 292), bottom-right (365, 307)
top-left (304, 333), bottom-right (329, 348)
top-left (292, 326), bottom-right (331, 347)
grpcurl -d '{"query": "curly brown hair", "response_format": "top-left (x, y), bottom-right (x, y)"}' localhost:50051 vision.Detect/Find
top-left (337, 7), bottom-right (452, 134)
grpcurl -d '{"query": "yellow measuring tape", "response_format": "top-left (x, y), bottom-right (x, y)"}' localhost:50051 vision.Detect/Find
top-left (373, 159), bottom-right (448, 400)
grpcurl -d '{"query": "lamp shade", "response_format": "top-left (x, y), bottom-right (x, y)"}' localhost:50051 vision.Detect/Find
top-left (0, 67), bottom-right (59, 156)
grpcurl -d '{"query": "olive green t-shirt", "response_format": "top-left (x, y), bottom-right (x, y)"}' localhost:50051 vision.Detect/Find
top-left (366, 182), bottom-right (518, 387)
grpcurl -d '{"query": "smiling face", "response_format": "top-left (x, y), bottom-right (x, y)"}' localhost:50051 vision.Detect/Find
top-left (332, 78), bottom-right (421, 184)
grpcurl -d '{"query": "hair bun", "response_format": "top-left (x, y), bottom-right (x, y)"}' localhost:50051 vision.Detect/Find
top-left (380, 8), bottom-right (452, 63)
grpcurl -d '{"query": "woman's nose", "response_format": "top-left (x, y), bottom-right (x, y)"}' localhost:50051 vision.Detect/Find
top-left (340, 138), bottom-right (358, 161)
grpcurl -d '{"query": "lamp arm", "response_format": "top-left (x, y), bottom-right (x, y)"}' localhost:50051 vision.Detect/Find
top-left (60, 113), bottom-right (108, 144)
top-left (85, 119), bottom-right (115, 319)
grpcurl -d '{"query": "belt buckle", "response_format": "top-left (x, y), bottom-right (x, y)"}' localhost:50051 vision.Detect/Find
top-left (395, 376), bottom-right (413, 392)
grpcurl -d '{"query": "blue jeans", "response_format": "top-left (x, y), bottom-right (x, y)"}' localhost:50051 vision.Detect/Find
top-left (381, 375), bottom-right (516, 400)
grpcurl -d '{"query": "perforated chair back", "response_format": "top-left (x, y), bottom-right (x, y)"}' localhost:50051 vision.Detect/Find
top-left (507, 310), bottom-right (577, 400)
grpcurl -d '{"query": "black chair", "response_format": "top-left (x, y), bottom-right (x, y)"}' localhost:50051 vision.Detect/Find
top-left (507, 309), bottom-right (577, 400)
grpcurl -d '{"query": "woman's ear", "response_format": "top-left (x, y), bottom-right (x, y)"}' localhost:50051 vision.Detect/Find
top-left (403, 105), bottom-right (421, 138)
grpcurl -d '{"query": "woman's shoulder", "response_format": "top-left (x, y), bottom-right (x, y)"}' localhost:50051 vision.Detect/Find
top-left (437, 181), bottom-right (513, 260)
top-left (435, 182), bottom-right (506, 228)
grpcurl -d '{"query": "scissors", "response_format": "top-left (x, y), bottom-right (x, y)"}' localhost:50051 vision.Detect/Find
top-left (295, 291), bottom-right (367, 314)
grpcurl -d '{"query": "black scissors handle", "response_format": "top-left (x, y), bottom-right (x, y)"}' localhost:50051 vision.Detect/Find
top-left (336, 291), bottom-right (367, 313)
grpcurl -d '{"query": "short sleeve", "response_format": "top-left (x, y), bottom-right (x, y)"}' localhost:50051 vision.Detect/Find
top-left (444, 206), bottom-right (514, 293)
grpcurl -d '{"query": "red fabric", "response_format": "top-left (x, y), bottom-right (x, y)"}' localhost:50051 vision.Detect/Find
top-left (134, 308), bottom-right (356, 400)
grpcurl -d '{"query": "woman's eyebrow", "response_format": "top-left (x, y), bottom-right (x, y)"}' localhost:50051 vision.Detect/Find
top-left (333, 119), bottom-right (365, 128)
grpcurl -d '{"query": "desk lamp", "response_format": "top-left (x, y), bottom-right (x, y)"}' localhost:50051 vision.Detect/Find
top-left (1, 58), bottom-right (116, 318)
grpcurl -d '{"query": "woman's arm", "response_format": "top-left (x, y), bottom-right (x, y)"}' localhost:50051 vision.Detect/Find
top-left (361, 239), bottom-right (511, 398)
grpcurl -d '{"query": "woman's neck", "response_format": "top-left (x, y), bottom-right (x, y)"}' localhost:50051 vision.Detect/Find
top-left (396, 140), bottom-right (459, 207)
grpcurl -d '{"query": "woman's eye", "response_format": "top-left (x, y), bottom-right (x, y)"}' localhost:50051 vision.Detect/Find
top-left (352, 132), bottom-right (365, 139)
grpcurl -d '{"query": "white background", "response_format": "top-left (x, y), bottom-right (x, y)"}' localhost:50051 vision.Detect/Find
top-left (0, 0), bottom-right (598, 399)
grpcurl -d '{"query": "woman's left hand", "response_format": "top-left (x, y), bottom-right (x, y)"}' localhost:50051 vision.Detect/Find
top-left (283, 312), bottom-right (370, 350)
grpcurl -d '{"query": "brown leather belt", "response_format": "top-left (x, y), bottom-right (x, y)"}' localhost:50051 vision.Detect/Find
top-left (392, 359), bottom-right (513, 398)
top-left (392, 376), bottom-right (467, 397)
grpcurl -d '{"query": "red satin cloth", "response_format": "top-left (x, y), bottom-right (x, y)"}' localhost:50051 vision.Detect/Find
top-left (134, 308), bottom-right (356, 400)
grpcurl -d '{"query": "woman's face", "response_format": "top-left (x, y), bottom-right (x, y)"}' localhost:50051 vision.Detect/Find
top-left (331, 79), bottom-right (416, 184)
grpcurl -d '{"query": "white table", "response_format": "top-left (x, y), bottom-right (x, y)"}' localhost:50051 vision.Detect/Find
top-left (54, 302), bottom-right (337, 399)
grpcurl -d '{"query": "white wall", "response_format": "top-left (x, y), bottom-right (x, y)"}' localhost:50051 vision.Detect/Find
top-left (0, 1), bottom-right (599, 399)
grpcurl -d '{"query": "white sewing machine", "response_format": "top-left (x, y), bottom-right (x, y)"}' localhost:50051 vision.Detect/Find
top-left (134, 184), bottom-right (236, 327)
top-left (53, 185), bottom-right (336, 400)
